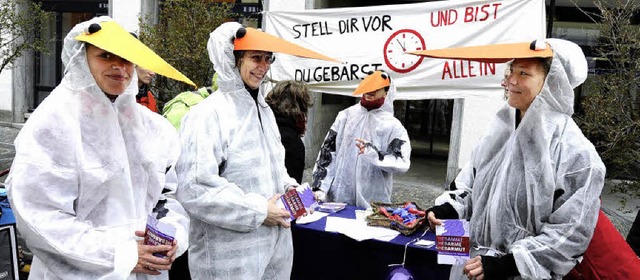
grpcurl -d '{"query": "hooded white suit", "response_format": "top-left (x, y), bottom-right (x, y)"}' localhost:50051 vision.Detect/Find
top-left (175, 22), bottom-right (297, 279)
top-left (6, 16), bottom-right (189, 279)
top-left (311, 82), bottom-right (411, 208)
top-left (436, 39), bottom-right (605, 279)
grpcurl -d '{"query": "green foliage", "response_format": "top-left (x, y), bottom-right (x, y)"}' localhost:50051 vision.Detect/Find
top-left (139, 0), bottom-right (235, 104)
top-left (575, 0), bottom-right (640, 200)
top-left (0, 0), bottom-right (53, 73)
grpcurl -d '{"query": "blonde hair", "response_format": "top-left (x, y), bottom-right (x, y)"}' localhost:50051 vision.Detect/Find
top-left (265, 80), bottom-right (313, 119)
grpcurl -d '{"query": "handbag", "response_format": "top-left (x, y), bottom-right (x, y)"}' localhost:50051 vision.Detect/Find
top-left (564, 210), bottom-right (640, 279)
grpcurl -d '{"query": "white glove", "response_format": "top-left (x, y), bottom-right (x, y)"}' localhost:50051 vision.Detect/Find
top-left (314, 190), bottom-right (327, 202)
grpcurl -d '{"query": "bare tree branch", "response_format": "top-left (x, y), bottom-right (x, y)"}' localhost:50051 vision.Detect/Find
top-left (0, 0), bottom-right (53, 75)
top-left (575, 0), bottom-right (640, 202)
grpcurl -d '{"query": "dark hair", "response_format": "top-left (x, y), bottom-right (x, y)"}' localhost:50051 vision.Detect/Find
top-left (510, 57), bottom-right (553, 77)
top-left (538, 57), bottom-right (552, 75)
top-left (233, 50), bottom-right (245, 68)
top-left (265, 80), bottom-right (313, 119)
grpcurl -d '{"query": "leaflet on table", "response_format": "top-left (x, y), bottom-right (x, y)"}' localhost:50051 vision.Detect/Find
top-left (144, 214), bottom-right (176, 257)
top-left (277, 183), bottom-right (318, 221)
top-left (436, 219), bottom-right (470, 265)
top-left (317, 202), bottom-right (346, 213)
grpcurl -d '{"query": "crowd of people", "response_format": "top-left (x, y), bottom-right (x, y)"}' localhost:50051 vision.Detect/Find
top-left (4, 15), bottom-right (639, 280)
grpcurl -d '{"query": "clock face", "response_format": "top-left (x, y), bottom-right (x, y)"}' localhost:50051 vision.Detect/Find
top-left (383, 29), bottom-right (426, 73)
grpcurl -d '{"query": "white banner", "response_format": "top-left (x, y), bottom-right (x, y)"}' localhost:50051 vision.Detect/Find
top-left (264, 0), bottom-right (545, 99)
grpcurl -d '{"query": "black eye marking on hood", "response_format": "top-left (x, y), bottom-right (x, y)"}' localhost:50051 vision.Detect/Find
top-left (365, 138), bottom-right (406, 161)
top-left (312, 129), bottom-right (337, 189)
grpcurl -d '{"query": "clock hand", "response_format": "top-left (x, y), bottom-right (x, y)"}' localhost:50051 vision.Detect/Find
top-left (396, 39), bottom-right (406, 52)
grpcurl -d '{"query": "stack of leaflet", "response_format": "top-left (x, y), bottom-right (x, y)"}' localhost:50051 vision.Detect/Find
top-left (317, 202), bottom-right (346, 213)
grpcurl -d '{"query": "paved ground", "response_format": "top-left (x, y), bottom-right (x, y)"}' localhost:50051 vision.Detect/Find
top-left (0, 125), bottom-right (18, 174)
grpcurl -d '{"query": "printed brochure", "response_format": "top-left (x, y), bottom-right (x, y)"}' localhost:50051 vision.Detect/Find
top-left (436, 219), bottom-right (470, 265)
top-left (277, 183), bottom-right (317, 221)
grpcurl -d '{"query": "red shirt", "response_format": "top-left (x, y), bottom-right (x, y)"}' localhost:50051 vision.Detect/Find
top-left (137, 90), bottom-right (158, 113)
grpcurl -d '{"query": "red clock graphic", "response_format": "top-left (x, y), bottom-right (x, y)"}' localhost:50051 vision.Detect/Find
top-left (383, 29), bottom-right (426, 73)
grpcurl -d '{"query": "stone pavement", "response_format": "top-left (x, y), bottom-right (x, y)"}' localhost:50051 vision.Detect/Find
top-left (0, 124), bottom-right (19, 174)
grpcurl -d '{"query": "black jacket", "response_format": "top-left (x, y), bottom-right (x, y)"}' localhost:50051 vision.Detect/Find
top-left (274, 114), bottom-right (305, 184)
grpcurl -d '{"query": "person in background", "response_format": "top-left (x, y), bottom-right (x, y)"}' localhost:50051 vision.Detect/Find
top-left (129, 32), bottom-right (159, 113)
top-left (6, 16), bottom-right (192, 279)
top-left (162, 73), bottom-right (219, 130)
top-left (174, 22), bottom-right (337, 279)
top-left (425, 39), bottom-right (605, 279)
top-left (136, 65), bottom-right (158, 112)
top-left (265, 80), bottom-right (313, 183)
top-left (501, 66), bottom-right (511, 99)
top-left (311, 70), bottom-right (411, 208)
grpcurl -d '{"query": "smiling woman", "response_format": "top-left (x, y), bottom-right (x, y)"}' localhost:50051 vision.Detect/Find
top-left (423, 39), bottom-right (607, 280)
top-left (235, 50), bottom-right (274, 90)
top-left (85, 44), bottom-right (134, 96)
top-left (174, 22), bottom-right (338, 279)
top-left (5, 16), bottom-right (192, 280)
top-left (505, 57), bottom-right (551, 119)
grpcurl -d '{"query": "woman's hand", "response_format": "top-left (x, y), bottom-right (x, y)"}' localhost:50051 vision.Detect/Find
top-left (131, 231), bottom-right (176, 275)
top-left (263, 195), bottom-right (291, 228)
top-left (314, 190), bottom-right (327, 202)
top-left (463, 256), bottom-right (484, 280)
top-left (426, 211), bottom-right (443, 232)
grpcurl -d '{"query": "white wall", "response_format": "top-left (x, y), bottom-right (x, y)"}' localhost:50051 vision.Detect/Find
top-left (0, 68), bottom-right (11, 111)
top-left (110, 0), bottom-right (142, 33)
top-left (264, 0), bottom-right (305, 11)
top-left (457, 93), bottom-right (505, 170)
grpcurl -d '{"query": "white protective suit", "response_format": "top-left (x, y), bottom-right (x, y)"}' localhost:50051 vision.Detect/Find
top-left (311, 82), bottom-right (411, 208)
top-left (436, 39), bottom-right (605, 279)
top-left (6, 16), bottom-right (189, 280)
top-left (175, 22), bottom-right (297, 279)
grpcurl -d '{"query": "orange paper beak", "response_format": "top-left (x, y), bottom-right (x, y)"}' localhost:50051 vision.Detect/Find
top-left (408, 41), bottom-right (553, 63)
top-left (234, 27), bottom-right (341, 63)
top-left (353, 70), bottom-right (391, 96)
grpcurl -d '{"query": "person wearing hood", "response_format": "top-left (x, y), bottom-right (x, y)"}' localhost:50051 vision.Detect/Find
top-left (6, 16), bottom-right (194, 279)
top-left (419, 39), bottom-right (605, 279)
top-left (174, 22), bottom-right (338, 279)
top-left (265, 80), bottom-right (313, 184)
top-left (311, 70), bottom-right (412, 209)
